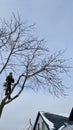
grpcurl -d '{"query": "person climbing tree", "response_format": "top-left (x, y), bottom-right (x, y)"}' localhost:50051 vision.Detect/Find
top-left (5, 72), bottom-right (14, 100)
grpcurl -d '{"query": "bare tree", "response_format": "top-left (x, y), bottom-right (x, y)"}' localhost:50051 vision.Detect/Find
top-left (0, 14), bottom-right (71, 117)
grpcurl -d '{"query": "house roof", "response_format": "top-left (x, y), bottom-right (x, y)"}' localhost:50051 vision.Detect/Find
top-left (33, 111), bottom-right (73, 130)
top-left (61, 125), bottom-right (73, 130)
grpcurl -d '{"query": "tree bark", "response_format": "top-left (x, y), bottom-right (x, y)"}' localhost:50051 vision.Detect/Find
top-left (0, 100), bottom-right (5, 118)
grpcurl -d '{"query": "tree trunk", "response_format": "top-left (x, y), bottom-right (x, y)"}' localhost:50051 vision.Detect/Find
top-left (0, 100), bottom-right (5, 118)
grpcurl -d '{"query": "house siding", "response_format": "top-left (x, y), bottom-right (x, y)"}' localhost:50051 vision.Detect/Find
top-left (34, 116), bottom-right (49, 130)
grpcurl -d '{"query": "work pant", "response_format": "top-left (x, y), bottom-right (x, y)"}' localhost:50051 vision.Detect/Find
top-left (5, 85), bottom-right (11, 99)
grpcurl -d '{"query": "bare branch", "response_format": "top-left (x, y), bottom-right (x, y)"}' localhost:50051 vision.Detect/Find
top-left (0, 14), bottom-right (71, 117)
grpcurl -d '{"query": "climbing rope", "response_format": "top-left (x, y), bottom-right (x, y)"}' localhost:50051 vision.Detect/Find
top-left (0, 51), bottom-right (7, 76)
top-left (0, 51), bottom-right (7, 98)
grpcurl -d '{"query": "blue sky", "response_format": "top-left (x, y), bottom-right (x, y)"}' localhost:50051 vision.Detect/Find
top-left (0, 0), bottom-right (73, 130)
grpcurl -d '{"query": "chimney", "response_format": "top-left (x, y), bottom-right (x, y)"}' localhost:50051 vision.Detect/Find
top-left (69, 108), bottom-right (73, 121)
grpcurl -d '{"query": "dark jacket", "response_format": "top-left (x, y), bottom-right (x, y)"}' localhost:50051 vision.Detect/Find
top-left (6, 75), bottom-right (14, 86)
